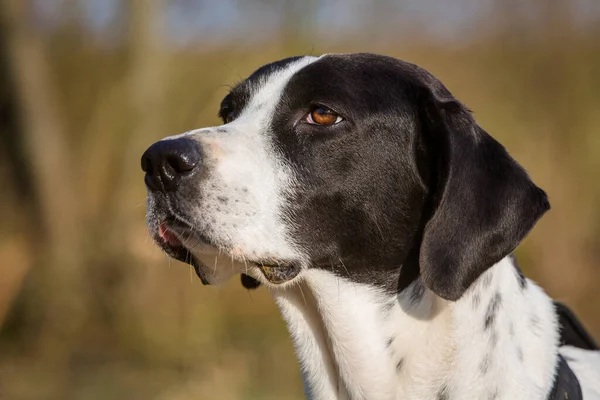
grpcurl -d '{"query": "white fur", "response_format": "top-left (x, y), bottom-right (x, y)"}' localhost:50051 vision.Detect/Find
top-left (273, 270), bottom-right (401, 400)
top-left (160, 56), bottom-right (320, 284)
top-left (270, 257), bottom-right (598, 400)
top-left (153, 56), bottom-right (600, 399)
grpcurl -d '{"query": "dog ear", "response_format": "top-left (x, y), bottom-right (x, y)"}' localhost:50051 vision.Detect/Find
top-left (416, 82), bottom-right (549, 301)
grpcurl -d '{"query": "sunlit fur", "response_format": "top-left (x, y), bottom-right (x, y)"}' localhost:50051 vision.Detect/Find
top-left (145, 55), bottom-right (600, 399)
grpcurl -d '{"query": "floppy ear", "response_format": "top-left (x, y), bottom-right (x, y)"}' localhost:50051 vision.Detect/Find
top-left (416, 83), bottom-right (549, 301)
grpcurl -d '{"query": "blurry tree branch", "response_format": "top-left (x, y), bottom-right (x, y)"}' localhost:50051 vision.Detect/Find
top-left (107, 0), bottom-right (166, 240)
top-left (0, 0), bottom-right (86, 359)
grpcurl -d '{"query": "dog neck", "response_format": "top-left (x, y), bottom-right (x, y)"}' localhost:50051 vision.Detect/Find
top-left (270, 256), bottom-right (560, 400)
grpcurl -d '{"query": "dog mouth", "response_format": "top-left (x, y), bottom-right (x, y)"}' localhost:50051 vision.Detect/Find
top-left (158, 222), bottom-right (184, 248)
top-left (156, 219), bottom-right (301, 286)
top-left (156, 220), bottom-right (212, 285)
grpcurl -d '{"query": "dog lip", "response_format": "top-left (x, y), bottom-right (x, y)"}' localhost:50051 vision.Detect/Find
top-left (159, 222), bottom-right (183, 247)
top-left (254, 263), bottom-right (301, 284)
top-left (159, 217), bottom-right (216, 250)
top-left (154, 220), bottom-right (210, 285)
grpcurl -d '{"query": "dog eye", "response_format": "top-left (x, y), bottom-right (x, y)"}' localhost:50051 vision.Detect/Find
top-left (306, 106), bottom-right (343, 126)
top-left (224, 110), bottom-right (236, 124)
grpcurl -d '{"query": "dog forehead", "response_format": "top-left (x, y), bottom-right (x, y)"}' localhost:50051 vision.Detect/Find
top-left (228, 53), bottom-right (438, 122)
top-left (271, 53), bottom-right (442, 118)
top-left (225, 56), bottom-right (320, 119)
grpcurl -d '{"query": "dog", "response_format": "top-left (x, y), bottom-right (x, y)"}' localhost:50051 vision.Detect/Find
top-left (141, 53), bottom-right (600, 400)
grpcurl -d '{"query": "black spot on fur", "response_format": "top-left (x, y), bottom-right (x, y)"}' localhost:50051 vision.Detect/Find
top-left (488, 388), bottom-right (499, 400)
top-left (510, 255), bottom-right (527, 289)
top-left (490, 331), bottom-right (498, 347)
top-left (215, 128), bottom-right (228, 133)
top-left (437, 385), bottom-right (449, 400)
top-left (531, 314), bottom-right (542, 336)
top-left (517, 346), bottom-right (523, 362)
top-left (217, 196), bottom-right (228, 204)
top-left (381, 299), bottom-right (396, 314)
top-left (472, 291), bottom-right (481, 308)
top-left (484, 292), bottom-right (502, 330)
top-left (386, 336), bottom-right (395, 348)
top-left (480, 354), bottom-right (491, 374)
top-left (396, 358), bottom-right (404, 372)
top-left (482, 272), bottom-right (493, 288)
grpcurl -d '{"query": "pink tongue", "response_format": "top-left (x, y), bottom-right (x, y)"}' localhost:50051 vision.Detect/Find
top-left (159, 223), bottom-right (183, 247)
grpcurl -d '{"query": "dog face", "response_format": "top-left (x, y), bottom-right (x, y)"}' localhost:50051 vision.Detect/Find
top-left (142, 53), bottom-right (549, 300)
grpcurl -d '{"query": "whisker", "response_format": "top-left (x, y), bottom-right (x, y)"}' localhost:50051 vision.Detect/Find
top-left (373, 217), bottom-right (385, 241)
top-left (338, 257), bottom-right (351, 280)
top-left (329, 259), bottom-right (342, 301)
top-left (297, 283), bottom-right (308, 306)
top-left (339, 257), bottom-right (358, 294)
top-left (184, 228), bottom-right (194, 244)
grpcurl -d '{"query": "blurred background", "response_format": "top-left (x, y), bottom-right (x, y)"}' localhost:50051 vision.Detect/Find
top-left (0, 0), bottom-right (599, 398)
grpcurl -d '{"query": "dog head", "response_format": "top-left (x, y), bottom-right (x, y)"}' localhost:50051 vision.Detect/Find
top-left (142, 53), bottom-right (549, 300)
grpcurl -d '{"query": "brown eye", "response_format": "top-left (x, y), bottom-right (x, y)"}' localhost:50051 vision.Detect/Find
top-left (307, 106), bottom-right (342, 126)
top-left (224, 110), bottom-right (236, 124)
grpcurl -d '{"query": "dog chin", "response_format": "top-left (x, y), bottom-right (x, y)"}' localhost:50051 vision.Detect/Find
top-left (191, 250), bottom-right (304, 288)
top-left (154, 219), bottom-right (304, 287)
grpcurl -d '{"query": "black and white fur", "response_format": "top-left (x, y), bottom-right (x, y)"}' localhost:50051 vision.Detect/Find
top-left (142, 54), bottom-right (600, 399)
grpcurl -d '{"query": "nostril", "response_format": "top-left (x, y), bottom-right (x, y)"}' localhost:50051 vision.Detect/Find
top-left (141, 155), bottom-right (153, 174)
top-left (166, 153), bottom-right (198, 174)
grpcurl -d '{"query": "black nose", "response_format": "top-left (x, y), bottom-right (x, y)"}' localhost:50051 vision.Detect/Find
top-left (141, 138), bottom-right (202, 192)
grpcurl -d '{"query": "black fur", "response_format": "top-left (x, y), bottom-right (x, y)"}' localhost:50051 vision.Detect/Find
top-left (510, 254), bottom-right (528, 289)
top-left (213, 53), bottom-right (548, 301)
top-left (555, 301), bottom-right (599, 350)
top-left (548, 355), bottom-right (583, 400)
top-left (227, 53), bottom-right (549, 300)
top-left (480, 354), bottom-right (491, 374)
top-left (142, 52), bottom-right (594, 400)
top-left (437, 385), bottom-right (450, 400)
top-left (484, 292), bottom-right (502, 330)
top-left (396, 358), bottom-right (404, 372)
